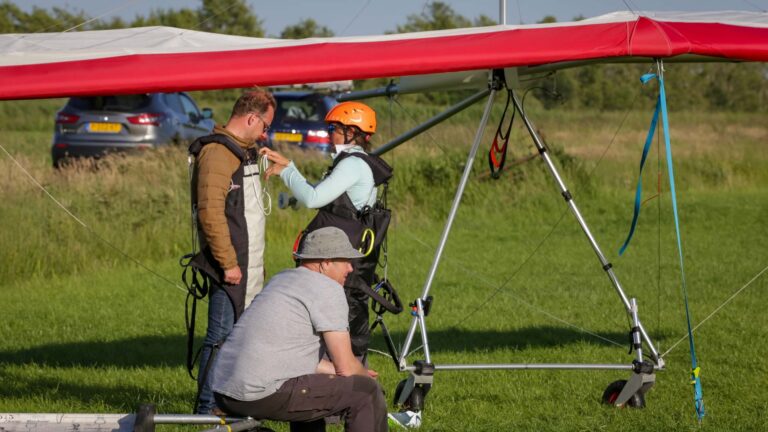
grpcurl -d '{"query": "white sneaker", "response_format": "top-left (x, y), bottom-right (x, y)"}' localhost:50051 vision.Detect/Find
top-left (387, 410), bottom-right (422, 429)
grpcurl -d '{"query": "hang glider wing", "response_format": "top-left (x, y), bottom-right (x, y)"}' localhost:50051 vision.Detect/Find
top-left (1, 11), bottom-right (767, 100)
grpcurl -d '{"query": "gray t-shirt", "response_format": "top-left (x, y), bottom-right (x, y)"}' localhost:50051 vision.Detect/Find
top-left (212, 267), bottom-right (349, 401)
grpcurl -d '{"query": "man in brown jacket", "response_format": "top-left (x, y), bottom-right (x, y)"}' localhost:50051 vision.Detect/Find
top-left (189, 87), bottom-right (276, 414)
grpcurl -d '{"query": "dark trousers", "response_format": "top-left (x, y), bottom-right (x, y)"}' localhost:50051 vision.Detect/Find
top-left (345, 287), bottom-right (370, 359)
top-left (197, 287), bottom-right (235, 414)
top-left (215, 374), bottom-right (387, 432)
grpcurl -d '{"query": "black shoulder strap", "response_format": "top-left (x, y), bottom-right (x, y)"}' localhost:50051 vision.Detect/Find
top-left (189, 133), bottom-right (246, 161)
top-left (332, 152), bottom-right (393, 186)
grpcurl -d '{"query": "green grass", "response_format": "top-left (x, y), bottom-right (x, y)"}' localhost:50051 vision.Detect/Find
top-left (1, 97), bottom-right (767, 431)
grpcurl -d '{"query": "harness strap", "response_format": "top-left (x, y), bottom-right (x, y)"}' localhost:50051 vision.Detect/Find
top-left (180, 253), bottom-right (209, 380)
top-left (488, 90), bottom-right (514, 178)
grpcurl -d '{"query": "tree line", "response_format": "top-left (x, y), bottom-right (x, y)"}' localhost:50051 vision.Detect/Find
top-left (2, 0), bottom-right (765, 112)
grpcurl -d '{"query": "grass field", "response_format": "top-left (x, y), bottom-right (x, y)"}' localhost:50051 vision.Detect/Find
top-left (0, 95), bottom-right (766, 431)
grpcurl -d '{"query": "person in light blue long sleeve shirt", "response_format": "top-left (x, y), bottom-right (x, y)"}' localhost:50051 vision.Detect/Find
top-left (260, 101), bottom-right (391, 363)
top-left (278, 146), bottom-right (376, 211)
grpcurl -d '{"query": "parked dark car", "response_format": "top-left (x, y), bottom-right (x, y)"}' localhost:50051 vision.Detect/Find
top-left (268, 91), bottom-right (338, 152)
top-left (51, 92), bottom-right (214, 167)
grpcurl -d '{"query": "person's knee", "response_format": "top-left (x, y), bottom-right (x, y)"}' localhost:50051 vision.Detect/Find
top-left (351, 376), bottom-right (385, 409)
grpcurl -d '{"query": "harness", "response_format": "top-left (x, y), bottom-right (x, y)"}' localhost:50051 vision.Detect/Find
top-left (296, 151), bottom-right (402, 314)
top-left (181, 134), bottom-right (258, 390)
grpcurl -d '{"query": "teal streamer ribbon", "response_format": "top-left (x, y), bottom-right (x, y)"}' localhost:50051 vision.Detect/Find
top-left (656, 69), bottom-right (705, 422)
top-left (618, 73), bottom-right (659, 256)
top-left (624, 68), bottom-right (704, 420)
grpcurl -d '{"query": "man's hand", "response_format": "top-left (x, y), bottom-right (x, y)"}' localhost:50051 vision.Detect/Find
top-left (223, 266), bottom-right (242, 285)
top-left (315, 358), bottom-right (336, 375)
top-left (367, 368), bottom-right (379, 379)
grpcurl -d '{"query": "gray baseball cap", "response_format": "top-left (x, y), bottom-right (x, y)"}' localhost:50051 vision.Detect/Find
top-left (293, 226), bottom-right (364, 260)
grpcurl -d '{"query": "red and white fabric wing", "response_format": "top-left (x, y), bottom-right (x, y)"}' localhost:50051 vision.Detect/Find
top-left (1, 11), bottom-right (767, 100)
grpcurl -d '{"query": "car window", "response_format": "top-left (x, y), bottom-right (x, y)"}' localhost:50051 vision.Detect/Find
top-left (275, 98), bottom-right (324, 122)
top-left (163, 93), bottom-right (184, 114)
top-left (180, 94), bottom-right (201, 118)
top-left (68, 94), bottom-right (151, 111)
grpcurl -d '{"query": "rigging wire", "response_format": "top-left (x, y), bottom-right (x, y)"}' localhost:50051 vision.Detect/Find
top-left (620, 0), bottom-right (640, 15)
top-left (390, 97), bottom-right (452, 156)
top-left (339, 0), bottom-right (374, 36)
top-left (741, 0), bottom-right (768, 12)
top-left (0, 143), bottom-right (189, 295)
top-left (193, 0), bottom-right (255, 33)
top-left (661, 263), bottom-right (768, 357)
top-left (31, 0), bottom-right (144, 34)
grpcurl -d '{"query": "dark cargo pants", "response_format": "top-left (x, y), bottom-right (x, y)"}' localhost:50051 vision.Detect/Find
top-left (215, 373), bottom-right (387, 432)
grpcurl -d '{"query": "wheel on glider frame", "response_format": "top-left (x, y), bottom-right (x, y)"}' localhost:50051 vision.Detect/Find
top-left (601, 379), bottom-right (646, 408)
top-left (393, 379), bottom-right (429, 411)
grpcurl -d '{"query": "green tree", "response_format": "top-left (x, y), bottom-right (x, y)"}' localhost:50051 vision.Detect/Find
top-left (0, 1), bottom-right (24, 32)
top-left (395, 1), bottom-right (472, 32)
top-left (198, 0), bottom-right (264, 36)
top-left (131, 8), bottom-right (199, 29)
top-left (537, 15), bottom-right (557, 24)
top-left (0, 1), bottom-right (88, 32)
top-left (280, 18), bottom-right (333, 39)
top-left (473, 14), bottom-right (497, 27)
top-left (91, 16), bottom-right (127, 30)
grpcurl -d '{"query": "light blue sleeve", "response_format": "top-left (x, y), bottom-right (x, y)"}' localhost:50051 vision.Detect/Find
top-left (279, 158), bottom-right (366, 209)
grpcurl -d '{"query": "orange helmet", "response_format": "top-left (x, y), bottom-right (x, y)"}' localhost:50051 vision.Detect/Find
top-left (325, 101), bottom-right (376, 134)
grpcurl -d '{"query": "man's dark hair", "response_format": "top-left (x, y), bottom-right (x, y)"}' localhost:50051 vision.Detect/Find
top-left (231, 87), bottom-right (276, 118)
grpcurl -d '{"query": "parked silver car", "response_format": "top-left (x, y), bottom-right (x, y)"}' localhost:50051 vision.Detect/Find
top-left (51, 92), bottom-right (214, 167)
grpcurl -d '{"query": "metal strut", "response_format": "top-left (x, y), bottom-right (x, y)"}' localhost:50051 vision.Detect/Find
top-left (398, 85), bottom-right (499, 369)
top-left (509, 90), bottom-right (662, 365)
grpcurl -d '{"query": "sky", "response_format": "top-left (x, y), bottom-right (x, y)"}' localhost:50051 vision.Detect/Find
top-left (19, 0), bottom-right (768, 37)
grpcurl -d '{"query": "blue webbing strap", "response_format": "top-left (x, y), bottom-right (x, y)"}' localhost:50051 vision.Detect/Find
top-left (618, 73), bottom-right (660, 256)
top-left (657, 66), bottom-right (705, 421)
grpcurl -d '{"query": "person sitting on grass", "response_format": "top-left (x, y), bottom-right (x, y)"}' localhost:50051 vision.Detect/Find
top-left (210, 226), bottom-right (387, 432)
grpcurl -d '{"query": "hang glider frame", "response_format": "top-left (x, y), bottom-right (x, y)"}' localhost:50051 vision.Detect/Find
top-left (366, 69), bottom-right (665, 410)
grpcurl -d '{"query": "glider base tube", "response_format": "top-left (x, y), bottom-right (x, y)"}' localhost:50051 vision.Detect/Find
top-left (399, 87), bottom-right (498, 367)
top-left (405, 363), bottom-right (662, 371)
top-left (154, 415), bottom-right (251, 424)
top-left (510, 90), bottom-right (662, 363)
top-left (0, 414), bottom-right (257, 432)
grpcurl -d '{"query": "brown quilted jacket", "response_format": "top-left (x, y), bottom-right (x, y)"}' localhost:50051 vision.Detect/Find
top-left (195, 125), bottom-right (255, 270)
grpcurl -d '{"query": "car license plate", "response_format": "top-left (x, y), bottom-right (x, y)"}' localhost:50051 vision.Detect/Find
top-left (272, 132), bottom-right (302, 142)
top-left (88, 122), bottom-right (121, 133)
